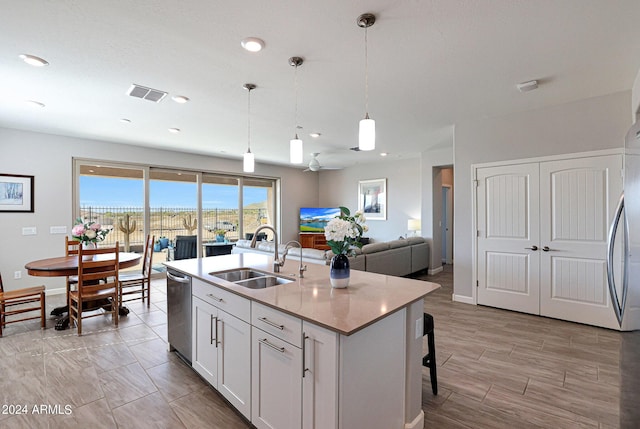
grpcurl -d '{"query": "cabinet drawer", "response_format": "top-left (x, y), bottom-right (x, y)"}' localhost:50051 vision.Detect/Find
top-left (252, 302), bottom-right (302, 347)
top-left (193, 278), bottom-right (251, 323)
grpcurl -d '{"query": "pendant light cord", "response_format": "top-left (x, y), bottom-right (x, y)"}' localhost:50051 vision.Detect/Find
top-left (294, 64), bottom-right (299, 134)
top-left (247, 87), bottom-right (252, 152)
top-left (364, 25), bottom-right (369, 115)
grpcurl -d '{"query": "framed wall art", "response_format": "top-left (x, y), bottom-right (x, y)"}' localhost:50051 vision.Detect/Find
top-left (0, 174), bottom-right (34, 213)
top-left (358, 178), bottom-right (386, 220)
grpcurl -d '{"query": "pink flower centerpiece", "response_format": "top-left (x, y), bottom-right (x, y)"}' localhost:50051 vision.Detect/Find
top-left (72, 217), bottom-right (111, 245)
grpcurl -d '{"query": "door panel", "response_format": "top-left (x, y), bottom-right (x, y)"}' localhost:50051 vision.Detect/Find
top-left (477, 163), bottom-right (540, 314)
top-left (539, 155), bottom-right (622, 329)
top-left (218, 311), bottom-right (251, 418)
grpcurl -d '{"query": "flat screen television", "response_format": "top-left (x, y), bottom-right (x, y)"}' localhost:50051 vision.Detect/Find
top-left (299, 207), bottom-right (341, 233)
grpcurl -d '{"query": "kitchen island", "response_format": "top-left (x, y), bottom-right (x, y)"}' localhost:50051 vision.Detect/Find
top-left (164, 253), bottom-right (439, 429)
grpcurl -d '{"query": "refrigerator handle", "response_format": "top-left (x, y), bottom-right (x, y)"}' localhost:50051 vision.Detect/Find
top-left (607, 193), bottom-right (625, 326)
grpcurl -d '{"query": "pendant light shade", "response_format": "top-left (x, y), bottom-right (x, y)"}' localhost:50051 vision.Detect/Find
top-left (359, 115), bottom-right (375, 151)
top-left (290, 134), bottom-right (304, 164)
top-left (357, 13), bottom-right (376, 151)
top-left (289, 56), bottom-right (304, 164)
top-left (243, 150), bottom-right (255, 173)
top-left (243, 83), bottom-right (256, 173)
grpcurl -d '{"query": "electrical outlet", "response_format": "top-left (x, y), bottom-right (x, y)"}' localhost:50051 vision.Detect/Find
top-left (14, 271), bottom-right (21, 279)
top-left (415, 318), bottom-right (422, 339)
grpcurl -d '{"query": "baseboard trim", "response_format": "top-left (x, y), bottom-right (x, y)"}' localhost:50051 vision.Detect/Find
top-left (428, 266), bottom-right (443, 275)
top-left (452, 294), bottom-right (475, 305)
top-left (405, 410), bottom-right (424, 429)
top-left (45, 287), bottom-right (66, 296)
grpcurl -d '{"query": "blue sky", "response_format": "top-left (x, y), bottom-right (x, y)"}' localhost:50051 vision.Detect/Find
top-left (80, 177), bottom-right (266, 208)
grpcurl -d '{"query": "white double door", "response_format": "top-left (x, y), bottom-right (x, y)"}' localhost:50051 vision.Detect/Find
top-left (476, 154), bottom-right (622, 329)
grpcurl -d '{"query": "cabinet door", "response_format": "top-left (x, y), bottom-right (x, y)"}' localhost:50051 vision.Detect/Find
top-left (218, 310), bottom-right (251, 418)
top-left (192, 296), bottom-right (219, 386)
top-left (251, 327), bottom-right (302, 429)
top-left (302, 322), bottom-right (338, 429)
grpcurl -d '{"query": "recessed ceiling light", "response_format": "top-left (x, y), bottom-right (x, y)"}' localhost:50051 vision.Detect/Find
top-left (309, 132), bottom-right (321, 138)
top-left (172, 95), bottom-right (190, 104)
top-left (241, 37), bottom-right (265, 52)
top-left (25, 100), bottom-right (45, 108)
top-left (168, 128), bottom-right (181, 133)
top-left (120, 118), bottom-right (131, 123)
top-left (19, 54), bottom-right (49, 67)
top-left (88, 169), bottom-right (95, 173)
top-left (380, 152), bottom-right (388, 157)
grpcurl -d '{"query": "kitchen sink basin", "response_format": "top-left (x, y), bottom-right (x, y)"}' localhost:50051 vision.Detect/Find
top-left (210, 268), bottom-right (267, 282)
top-left (210, 268), bottom-right (294, 289)
top-left (234, 275), bottom-right (293, 289)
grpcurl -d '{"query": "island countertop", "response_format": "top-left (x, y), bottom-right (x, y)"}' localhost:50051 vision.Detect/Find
top-left (164, 253), bottom-right (440, 336)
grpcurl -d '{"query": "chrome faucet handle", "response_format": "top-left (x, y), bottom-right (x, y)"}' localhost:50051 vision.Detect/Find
top-left (299, 264), bottom-right (307, 278)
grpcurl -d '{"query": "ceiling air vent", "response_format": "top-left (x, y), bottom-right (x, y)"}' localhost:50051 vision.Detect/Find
top-left (127, 84), bottom-right (168, 103)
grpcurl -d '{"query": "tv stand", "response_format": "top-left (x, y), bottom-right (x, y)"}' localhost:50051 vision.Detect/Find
top-left (299, 233), bottom-right (330, 250)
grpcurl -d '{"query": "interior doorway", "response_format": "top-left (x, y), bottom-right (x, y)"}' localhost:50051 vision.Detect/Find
top-left (432, 165), bottom-right (454, 273)
top-left (441, 185), bottom-right (453, 264)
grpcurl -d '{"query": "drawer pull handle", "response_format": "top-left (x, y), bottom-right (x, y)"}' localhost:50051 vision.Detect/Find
top-left (258, 317), bottom-right (284, 330)
top-left (206, 293), bottom-right (224, 302)
top-left (259, 338), bottom-right (285, 353)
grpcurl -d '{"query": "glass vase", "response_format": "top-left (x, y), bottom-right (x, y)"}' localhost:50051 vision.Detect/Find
top-left (330, 253), bottom-right (350, 288)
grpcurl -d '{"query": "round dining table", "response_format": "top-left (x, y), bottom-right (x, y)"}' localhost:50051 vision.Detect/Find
top-left (25, 252), bottom-right (142, 330)
top-left (25, 252), bottom-right (142, 277)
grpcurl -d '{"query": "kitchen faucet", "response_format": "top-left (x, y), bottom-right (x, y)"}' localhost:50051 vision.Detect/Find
top-left (250, 225), bottom-right (284, 273)
top-left (283, 240), bottom-right (307, 278)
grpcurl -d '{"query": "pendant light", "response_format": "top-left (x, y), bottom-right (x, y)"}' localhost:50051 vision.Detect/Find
top-left (289, 56), bottom-right (304, 164)
top-left (357, 13), bottom-right (376, 151)
top-left (243, 83), bottom-right (256, 173)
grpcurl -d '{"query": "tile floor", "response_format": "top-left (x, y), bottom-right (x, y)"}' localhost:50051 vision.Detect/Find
top-left (0, 266), bottom-right (621, 428)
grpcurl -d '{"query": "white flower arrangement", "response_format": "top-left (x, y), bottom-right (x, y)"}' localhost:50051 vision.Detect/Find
top-left (324, 207), bottom-right (368, 255)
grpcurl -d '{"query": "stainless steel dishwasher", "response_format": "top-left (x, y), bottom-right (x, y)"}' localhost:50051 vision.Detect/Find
top-left (167, 269), bottom-right (192, 364)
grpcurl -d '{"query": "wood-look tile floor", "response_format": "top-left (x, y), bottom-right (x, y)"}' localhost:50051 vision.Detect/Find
top-left (0, 267), bottom-right (620, 428)
top-left (417, 265), bottom-right (620, 429)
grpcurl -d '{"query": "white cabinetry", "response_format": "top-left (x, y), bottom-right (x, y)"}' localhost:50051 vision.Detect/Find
top-left (192, 279), bottom-right (251, 418)
top-left (302, 321), bottom-right (338, 429)
top-left (251, 302), bottom-right (303, 429)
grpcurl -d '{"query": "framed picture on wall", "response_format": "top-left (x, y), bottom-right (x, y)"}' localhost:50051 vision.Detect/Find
top-left (358, 178), bottom-right (386, 220)
top-left (0, 173), bottom-right (34, 213)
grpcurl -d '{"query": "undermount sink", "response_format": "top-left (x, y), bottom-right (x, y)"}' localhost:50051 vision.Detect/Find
top-left (210, 268), bottom-right (294, 289)
top-left (234, 275), bottom-right (293, 289)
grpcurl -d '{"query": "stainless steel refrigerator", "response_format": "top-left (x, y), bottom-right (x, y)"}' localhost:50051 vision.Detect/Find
top-left (607, 120), bottom-right (640, 428)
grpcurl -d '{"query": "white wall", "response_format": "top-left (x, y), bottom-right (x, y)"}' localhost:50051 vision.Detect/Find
top-left (318, 158), bottom-right (421, 242)
top-left (453, 91), bottom-right (632, 300)
top-left (0, 127), bottom-right (319, 291)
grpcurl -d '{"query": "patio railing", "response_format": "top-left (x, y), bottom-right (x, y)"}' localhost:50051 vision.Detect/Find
top-left (80, 206), bottom-right (268, 249)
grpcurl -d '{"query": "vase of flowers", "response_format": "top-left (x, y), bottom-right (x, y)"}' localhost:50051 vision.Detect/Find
top-left (214, 229), bottom-right (227, 243)
top-left (71, 217), bottom-right (111, 260)
top-left (324, 207), bottom-right (368, 288)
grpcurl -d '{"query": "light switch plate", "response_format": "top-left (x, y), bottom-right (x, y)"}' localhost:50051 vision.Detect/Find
top-left (50, 226), bottom-right (67, 234)
top-left (22, 227), bottom-right (37, 235)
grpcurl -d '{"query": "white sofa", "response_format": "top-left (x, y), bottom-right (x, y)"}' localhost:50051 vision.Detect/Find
top-left (231, 237), bottom-right (429, 277)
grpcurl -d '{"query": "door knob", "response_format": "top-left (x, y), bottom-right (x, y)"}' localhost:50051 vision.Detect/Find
top-left (542, 246), bottom-right (553, 252)
top-left (525, 245), bottom-right (538, 251)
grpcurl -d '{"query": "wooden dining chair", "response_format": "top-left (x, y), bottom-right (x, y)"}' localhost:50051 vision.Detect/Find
top-left (65, 236), bottom-right (80, 290)
top-left (0, 272), bottom-right (46, 337)
top-left (119, 235), bottom-right (155, 309)
top-left (69, 242), bottom-right (119, 335)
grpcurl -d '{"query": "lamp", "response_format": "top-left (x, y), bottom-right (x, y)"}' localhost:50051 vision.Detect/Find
top-left (407, 219), bottom-right (421, 237)
top-left (243, 83), bottom-right (256, 173)
top-left (357, 13), bottom-right (376, 151)
top-left (289, 56), bottom-right (304, 164)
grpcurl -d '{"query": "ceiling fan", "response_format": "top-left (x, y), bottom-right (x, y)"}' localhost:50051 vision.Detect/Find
top-left (303, 153), bottom-right (340, 172)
